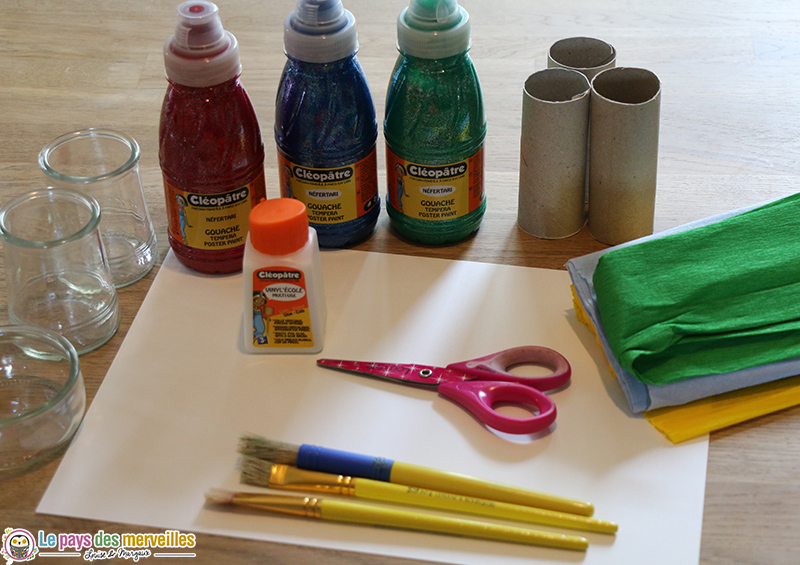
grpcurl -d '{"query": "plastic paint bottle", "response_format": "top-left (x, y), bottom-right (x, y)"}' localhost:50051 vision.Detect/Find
top-left (276, 0), bottom-right (380, 248)
top-left (384, 0), bottom-right (486, 244)
top-left (160, 0), bottom-right (266, 274)
top-left (243, 198), bottom-right (326, 354)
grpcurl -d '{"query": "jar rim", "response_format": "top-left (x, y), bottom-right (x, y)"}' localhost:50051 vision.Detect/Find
top-left (0, 187), bottom-right (101, 249)
top-left (0, 324), bottom-right (81, 426)
top-left (38, 128), bottom-right (140, 184)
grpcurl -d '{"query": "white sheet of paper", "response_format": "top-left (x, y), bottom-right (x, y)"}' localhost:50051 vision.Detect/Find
top-left (38, 250), bottom-right (708, 565)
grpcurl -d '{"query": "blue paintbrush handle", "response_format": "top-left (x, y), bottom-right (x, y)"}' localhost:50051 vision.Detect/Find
top-left (297, 444), bottom-right (395, 482)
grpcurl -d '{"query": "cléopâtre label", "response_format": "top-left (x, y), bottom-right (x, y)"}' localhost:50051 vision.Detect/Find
top-left (250, 267), bottom-right (315, 349)
top-left (385, 146), bottom-right (484, 221)
top-left (278, 148), bottom-right (379, 225)
top-left (164, 170), bottom-right (266, 251)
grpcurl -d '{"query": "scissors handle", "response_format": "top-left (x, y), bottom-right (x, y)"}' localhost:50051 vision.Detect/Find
top-left (446, 346), bottom-right (571, 391)
top-left (438, 380), bottom-right (557, 435)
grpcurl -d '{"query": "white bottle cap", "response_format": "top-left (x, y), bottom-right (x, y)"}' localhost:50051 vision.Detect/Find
top-left (164, 1), bottom-right (242, 87)
top-left (397, 0), bottom-right (471, 59)
top-left (284, 0), bottom-right (358, 64)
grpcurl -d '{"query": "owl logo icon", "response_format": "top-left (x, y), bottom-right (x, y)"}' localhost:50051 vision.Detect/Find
top-left (1, 528), bottom-right (37, 563)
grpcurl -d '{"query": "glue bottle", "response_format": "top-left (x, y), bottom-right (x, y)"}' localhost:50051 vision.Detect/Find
top-left (160, 0), bottom-right (266, 274)
top-left (384, 0), bottom-right (486, 244)
top-left (276, 0), bottom-right (380, 248)
top-left (243, 198), bottom-right (326, 354)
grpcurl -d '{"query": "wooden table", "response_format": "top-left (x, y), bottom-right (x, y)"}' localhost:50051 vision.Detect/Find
top-left (2, 0), bottom-right (800, 563)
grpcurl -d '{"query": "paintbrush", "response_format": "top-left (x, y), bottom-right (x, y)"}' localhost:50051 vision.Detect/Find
top-left (238, 434), bottom-right (594, 517)
top-left (205, 488), bottom-right (589, 551)
top-left (240, 456), bottom-right (617, 535)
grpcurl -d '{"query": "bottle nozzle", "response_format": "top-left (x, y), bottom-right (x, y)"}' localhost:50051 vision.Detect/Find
top-left (172, 1), bottom-right (228, 56)
top-left (294, 0), bottom-right (346, 32)
top-left (398, 0), bottom-right (470, 59)
top-left (164, 1), bottom-right (241, 87)
top-left (284, 0), bottom-right (358, 63)
top-left (407, 0), bottom-right (459, 27)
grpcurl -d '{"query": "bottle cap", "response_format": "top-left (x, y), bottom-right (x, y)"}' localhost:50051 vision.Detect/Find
top-left (164, 1), bottom-right (242, 87)
top-left (284, 0), bottom-right (358, 64)
top-left (249, 198), bottom-right (310, 256)
top-left (397, 0), bottom-right (470, 59)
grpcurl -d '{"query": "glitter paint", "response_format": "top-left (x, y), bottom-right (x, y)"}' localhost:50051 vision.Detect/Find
top-left (276, 1), bottom-right (380, 248)
top-left (384, 1), bottom-right (486, 245)
top-left (160, 78), bottom-right (266, 273)
top-left (159, 1), bottom-right (265, 274)
top-left (384, 52), bottom-right (486, 244)
top-left (275, 55), bottom-right (379, 247)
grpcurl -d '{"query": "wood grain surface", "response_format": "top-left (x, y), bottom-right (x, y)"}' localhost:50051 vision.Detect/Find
top-left (2, 1), bottom-right (800, 563)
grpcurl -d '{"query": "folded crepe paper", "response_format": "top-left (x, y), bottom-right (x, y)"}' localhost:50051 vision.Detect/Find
top-left (572, 285), bottom-right (800, 443)
top-left (592, 192), bottom-right (800, 386)
top-left (643, 374), bottom-right (800, 443)
top-left (566, 197), bottom-right (800, 415)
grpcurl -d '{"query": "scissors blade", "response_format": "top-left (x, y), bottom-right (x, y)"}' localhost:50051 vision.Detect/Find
top-left (317, 358), bottom-right (452, 389)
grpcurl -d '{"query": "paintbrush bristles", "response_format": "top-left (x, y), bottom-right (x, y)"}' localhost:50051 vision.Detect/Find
top-left (238, 434), bottom-right (299, 465)
top-left (240, 455), bottom-right (274, 487)
top-left (205, 488), bottom-right (236, 505)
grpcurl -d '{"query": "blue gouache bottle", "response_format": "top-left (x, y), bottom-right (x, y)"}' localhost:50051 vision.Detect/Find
top-left (275, 0), bottom-right (380, 248)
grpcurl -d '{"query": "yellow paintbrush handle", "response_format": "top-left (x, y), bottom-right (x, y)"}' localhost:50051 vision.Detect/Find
top-left (390, 462), bottom-right (594, 517)
top-left (241, 459), bottom-right (615, 535)
top-left (353, 480), bottom-right (616, 534)
top-left (319, 498), bottom-right (589, 551)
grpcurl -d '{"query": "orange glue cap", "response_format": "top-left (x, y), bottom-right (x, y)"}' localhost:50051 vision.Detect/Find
top-left (249, 198), bottom-right (309, 255)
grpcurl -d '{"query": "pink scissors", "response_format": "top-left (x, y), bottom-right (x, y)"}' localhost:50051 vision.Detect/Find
top-left (317, 346), bottom-right (571, 435)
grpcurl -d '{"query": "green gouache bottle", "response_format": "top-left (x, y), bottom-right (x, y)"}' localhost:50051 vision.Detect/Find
top-left (384, 0), bottom-right (486, 244)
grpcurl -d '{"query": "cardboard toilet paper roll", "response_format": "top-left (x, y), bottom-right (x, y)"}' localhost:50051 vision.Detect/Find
top-left (517, 68), bottom-right (591, 239)
top-left (547, 37), bottom-right (617, 80)
top-left (548, 37), bottom-right (616, 207)
top-left (588, 67), bottom-right (661, 246)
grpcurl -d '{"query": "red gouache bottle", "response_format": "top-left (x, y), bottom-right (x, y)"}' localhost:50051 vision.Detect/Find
top-left (159, 0), bottom-right (266, 274)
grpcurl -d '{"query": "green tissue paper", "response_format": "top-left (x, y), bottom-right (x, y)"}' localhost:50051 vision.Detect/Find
top-left (593, 193), bottom-right (800, 385)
